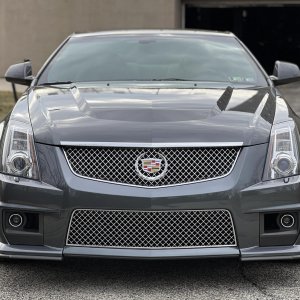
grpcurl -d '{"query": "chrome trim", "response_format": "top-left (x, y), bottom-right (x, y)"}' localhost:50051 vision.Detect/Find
top-left (60, 141), bottom-right (243, 148)
top-left (8, 214), bottom-right (23, 228)
top-left (62, 148), bottom-right (241, 189)
top-left (66, 209), bottom-right (237, 249)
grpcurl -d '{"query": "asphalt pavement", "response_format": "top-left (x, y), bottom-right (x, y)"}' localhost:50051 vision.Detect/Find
top-left (0, 82), bottom-right (300, 300)
top-left (1, 257), bottom-right (300, 300)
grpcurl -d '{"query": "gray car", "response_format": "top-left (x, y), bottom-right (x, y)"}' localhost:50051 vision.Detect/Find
top-left (2, 30), bottom-right (300, 261)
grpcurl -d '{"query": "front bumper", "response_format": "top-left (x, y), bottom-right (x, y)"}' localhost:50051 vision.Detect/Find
top-left (1, 143), bottom-right (300, 261)
top-left (3, 243), bottom-right (300, 261)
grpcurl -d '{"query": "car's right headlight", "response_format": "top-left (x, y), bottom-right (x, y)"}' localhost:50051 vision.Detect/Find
top-left (2, 119), bottom-right (39, 179)
top-left (263, 121), bottom-right (300, 180)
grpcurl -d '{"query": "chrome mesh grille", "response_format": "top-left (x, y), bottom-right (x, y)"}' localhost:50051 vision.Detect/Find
top-left (66, 209), bottom-right (237, 248)
top-left (63, 146), bottom-right (240, 187)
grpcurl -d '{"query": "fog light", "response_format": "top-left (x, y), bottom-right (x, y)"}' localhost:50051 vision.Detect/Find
top-left (280, 214), bottom-right (295, 228)
top-left (8, 214), bottom-right (23, 228)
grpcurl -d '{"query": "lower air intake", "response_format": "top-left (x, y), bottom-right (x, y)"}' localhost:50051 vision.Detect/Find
top-left (66, 209), bottom-right (237, 248)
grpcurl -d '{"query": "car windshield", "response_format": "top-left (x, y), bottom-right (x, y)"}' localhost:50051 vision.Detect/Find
top-left (38, 34), bottom-right (267, 87)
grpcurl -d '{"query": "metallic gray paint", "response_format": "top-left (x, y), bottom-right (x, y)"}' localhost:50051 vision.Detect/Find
top-left (1, 30), bottom-right (300, 261)
top-left (28, 85), bottom-right (273, 146)
top-left (0, 116), bottom-right (298, 259)
top-left (1, 141), bottom-right (300, 260)
top-left (0, 142), bottom-right (283, 258)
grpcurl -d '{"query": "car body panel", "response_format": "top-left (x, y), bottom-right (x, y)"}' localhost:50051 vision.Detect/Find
top-left (29, 85), bottom-right (273, 146)
top-left (1, 30), bottom-right (300, 261)
top-left (1, 142), bottom-right (300, 260)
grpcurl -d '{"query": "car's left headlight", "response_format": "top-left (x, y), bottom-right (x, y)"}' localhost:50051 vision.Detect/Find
top-left (263, 121), bottom-right (300, 180)
top-left (2, 120), bottom-right (39, 179)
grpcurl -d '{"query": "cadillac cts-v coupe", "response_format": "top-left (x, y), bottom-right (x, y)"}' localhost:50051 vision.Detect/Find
top-left (2, 30), bottom-right (300, 261)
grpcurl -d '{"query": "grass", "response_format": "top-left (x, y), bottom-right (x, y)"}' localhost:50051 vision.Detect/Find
top-left (0, 91), bottom-right (19, 120)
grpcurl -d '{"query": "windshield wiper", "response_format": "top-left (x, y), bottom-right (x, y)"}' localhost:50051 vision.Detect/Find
top-left (39, 81), bottom-right (73, 86)
top-left (151, 78), bottom-right (193, 81)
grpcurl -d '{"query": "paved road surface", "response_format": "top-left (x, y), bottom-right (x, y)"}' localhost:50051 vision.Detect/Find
top-left (0, 82), bottom-right (300, 300)
top-left (0, 257), bottom-right (299, 300)
top-left (1, 257), bottom-right (300, 300)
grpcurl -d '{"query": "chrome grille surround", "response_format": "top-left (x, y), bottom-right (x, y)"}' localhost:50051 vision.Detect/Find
top-left (66, 209), bottom-right (237, 248)
top-left (63, 145), bottom-right (241, 187)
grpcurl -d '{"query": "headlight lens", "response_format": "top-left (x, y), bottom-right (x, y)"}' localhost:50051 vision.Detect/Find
top-left (263, 121), bottom-right (300, 180)
top-left (2, 120), bottom-right (39, 179)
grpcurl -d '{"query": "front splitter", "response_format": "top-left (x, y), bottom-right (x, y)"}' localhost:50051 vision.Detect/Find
top-left (0, 243), bottom-right (62, 261)
top-left (63, 246), bottom-right (240, 260)
top-left (2, 243), bottom-right (300, 261)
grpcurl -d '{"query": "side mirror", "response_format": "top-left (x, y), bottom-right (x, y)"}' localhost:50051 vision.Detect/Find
top-left (271, 61), bottom-right (300, 86)
top-left (5, 61), bottom-right (33, 86)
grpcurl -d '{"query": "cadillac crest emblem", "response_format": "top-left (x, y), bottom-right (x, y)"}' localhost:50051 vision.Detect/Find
top-left (142, 159), bottom-right (162, 174)
top-left (135, 152), bottom-right (168, 181)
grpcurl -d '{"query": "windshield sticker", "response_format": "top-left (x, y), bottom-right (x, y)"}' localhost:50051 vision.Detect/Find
top-left (229, 76), bottom-right (255, 83)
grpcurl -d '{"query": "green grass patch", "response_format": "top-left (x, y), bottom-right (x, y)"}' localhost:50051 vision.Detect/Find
top-left (0, 91), bottom-right (19, 119)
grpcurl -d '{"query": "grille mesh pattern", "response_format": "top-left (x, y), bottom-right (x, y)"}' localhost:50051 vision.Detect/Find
top-left (66, 209), bottom-right (237, 248)
top-left (64, 146), bottom-right (240, 187)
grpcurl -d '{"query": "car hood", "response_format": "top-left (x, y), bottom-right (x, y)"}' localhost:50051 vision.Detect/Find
top-left (29, 85), bottom-right (275, 146)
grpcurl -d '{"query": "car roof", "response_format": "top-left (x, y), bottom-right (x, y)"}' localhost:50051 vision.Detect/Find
top-left (72, 29), bottom-right (235, 38)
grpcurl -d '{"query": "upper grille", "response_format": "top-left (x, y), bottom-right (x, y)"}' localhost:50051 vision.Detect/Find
top-left (63, 146), bottom-right (240, 187)
top-left (66, 209), bottom-right (237, 248)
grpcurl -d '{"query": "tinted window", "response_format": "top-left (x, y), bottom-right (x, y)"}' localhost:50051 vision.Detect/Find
top-left (38, 35), bottom-right (267, 86)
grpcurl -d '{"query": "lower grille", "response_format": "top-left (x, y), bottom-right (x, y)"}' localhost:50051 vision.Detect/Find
top-left (66, 209), bottom-right (237, 248)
